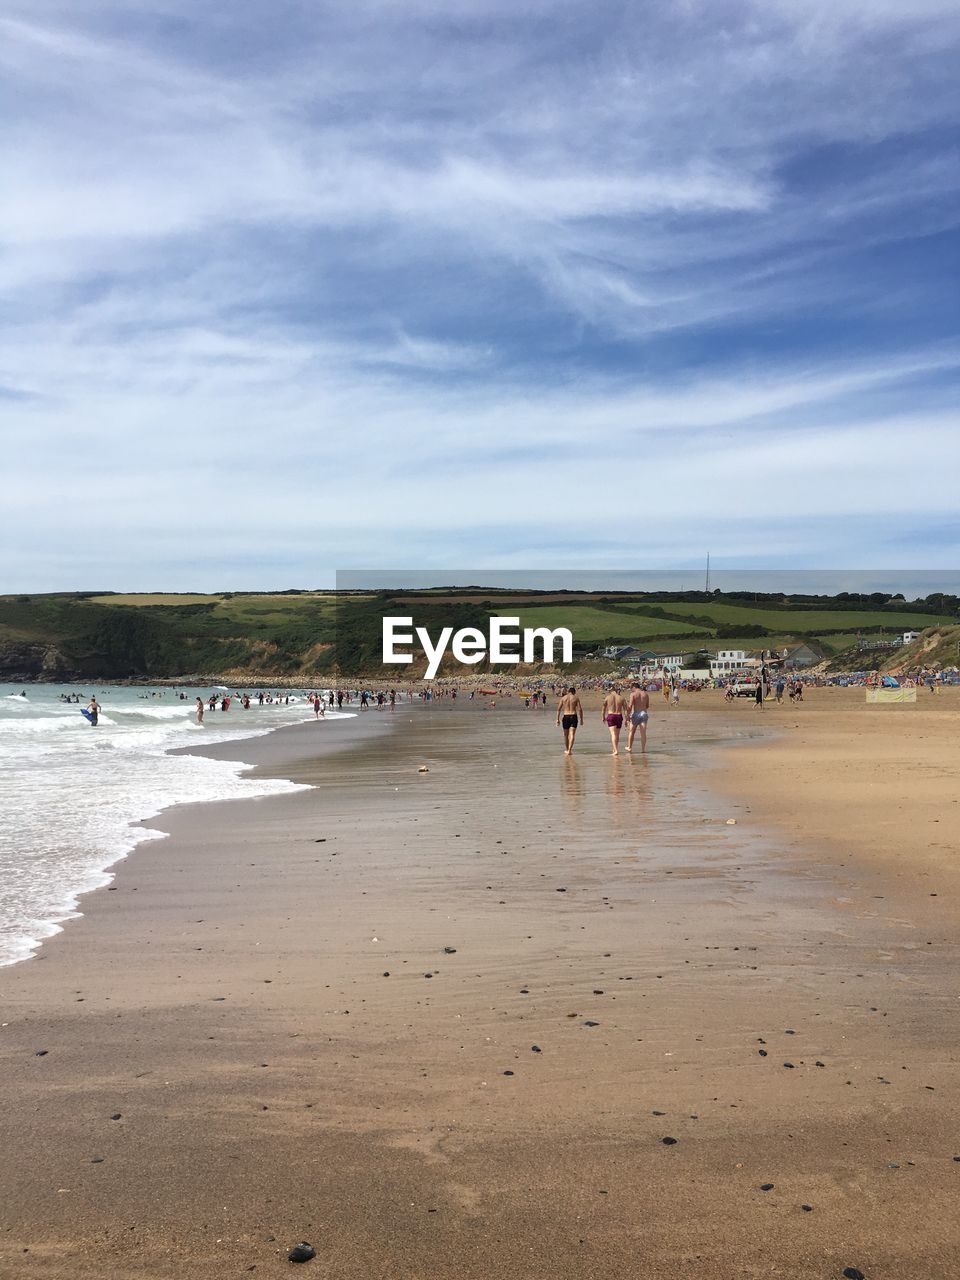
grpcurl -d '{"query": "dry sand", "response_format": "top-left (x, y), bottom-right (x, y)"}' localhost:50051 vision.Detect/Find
top-left (0, 688), bottom-right (957, 1279)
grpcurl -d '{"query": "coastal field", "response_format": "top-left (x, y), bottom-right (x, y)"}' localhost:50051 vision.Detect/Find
top-left (0, 688), bottom-right (957, 1277)
top-left (1, 589), bottom-right (954, 681)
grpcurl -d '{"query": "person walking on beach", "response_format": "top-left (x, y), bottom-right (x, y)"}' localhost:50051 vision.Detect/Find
top-left (313, 694), bottom-right (324, 719)
top-left (195, 697), bottom-right (204, 725)
top-left (557, 687), bottom-right (583, 755)
top-left (601, 686), bottom-right (627, 755)
top-left (670, 677), bottom-right (681, 708)
top-left (626, 682), bottom-right (650, 753)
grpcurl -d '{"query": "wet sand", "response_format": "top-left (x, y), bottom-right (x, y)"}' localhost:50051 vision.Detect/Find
top-left (1, 691), bottom-right (958, 1278)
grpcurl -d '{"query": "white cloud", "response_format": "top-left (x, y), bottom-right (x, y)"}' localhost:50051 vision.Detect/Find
top-left (0, 0), bottom-right (957, 584)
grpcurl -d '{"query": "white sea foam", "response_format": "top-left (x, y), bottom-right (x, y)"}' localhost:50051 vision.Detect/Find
top-left (0, 684), bottom-right (353, 966)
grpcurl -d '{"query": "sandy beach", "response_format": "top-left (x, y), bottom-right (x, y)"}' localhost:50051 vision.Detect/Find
top-left (1, 689), bottom-right (957, 1279)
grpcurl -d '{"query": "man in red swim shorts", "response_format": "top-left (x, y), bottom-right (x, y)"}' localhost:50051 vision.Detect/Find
top-left (601, 686), bottom-right (627, 755)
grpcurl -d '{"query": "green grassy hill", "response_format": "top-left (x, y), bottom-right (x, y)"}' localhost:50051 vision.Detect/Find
top-left (0, 589), bottom-right (955, 681)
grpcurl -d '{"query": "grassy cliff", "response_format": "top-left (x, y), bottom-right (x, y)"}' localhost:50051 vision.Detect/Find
top-left (0, 589), bottom-right (955, 682)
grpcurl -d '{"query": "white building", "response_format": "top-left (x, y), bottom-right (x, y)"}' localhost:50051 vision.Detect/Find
top-left (902, 630), bottom-right (921, 645)
top-left (709, 649), bottom-right (758, 677)
top-left (659, 654), bottom-right (687, 671)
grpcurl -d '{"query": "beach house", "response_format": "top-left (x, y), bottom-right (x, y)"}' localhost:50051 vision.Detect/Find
top-left (709, 649), bottom-right (755, 677)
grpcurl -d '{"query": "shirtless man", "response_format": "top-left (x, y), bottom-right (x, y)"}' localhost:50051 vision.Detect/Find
top-left (556, 686), bottom-right (584, 755)
top-left (626, 681), bottom-right (650, 753)
top-left (601, 685), bottom-right (627, 755)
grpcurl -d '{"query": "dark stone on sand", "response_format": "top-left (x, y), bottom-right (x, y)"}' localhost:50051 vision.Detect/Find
top-left (503, 1070), bottom-right (514, 1076)
top-left (584, 1020), bottom-right (600, 1027)
top-left (287, 1242), bottom-right (316, 1263)
top-left (383, 971), bottom-right (390, 977)
top-left (842, 1269), bottom-right (865, 1280)
top-left (556, 887), bottom-right (567, 892)
top-left (661, 1137), bottom-right (677, 1145)
top-left (758, 1050), bottom-right (768, 1057)
top-left (652, 1110), bottom-right (666, 1116)
top-left (35, 1050), bottom-right (48, 1057)
top-left (801, 1204), bottom-right (813, 1212)
top-left (110, 1113), bottom-right (122, 1121)
top-left (314, 838), bottom-right (326, 842)
top-left (593, 989), bottom-right (604, 994)
top-left (783, 1062), bottom-right (795, 1068)
top-left (443, 947), bottom-right (457, 954)
top-left (90, 1157), bottom-right (104, 1164)
top-left (531, 1045), bottom-right (541, 1052)
top-left (760, 1183), bottom-right (774, 1191)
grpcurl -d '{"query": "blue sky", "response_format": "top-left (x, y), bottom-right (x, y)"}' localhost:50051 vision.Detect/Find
top-left (1, 0), bottom-right (958, 589)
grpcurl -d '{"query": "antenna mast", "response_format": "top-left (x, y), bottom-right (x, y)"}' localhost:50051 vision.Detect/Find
top-left (705, 552), bottom-right (710, 594)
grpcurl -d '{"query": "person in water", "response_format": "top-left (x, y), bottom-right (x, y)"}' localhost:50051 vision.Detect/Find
top-left (626, 682), bottom-right (650, 753)
top-left (87, 696), bottom-right (100, 726)
top-left (601, 685), bottom-right (627, 755)
top-left (556, 686), bottom-right (584, 755)
top-left (196, 697), bottom-right (204, 725)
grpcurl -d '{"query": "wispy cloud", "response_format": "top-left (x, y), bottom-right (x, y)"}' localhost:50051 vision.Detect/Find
top-left (0, 0), bottom-right (958, 586)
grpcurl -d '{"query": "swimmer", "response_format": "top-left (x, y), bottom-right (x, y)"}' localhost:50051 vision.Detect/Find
top-left (195, 697), bottom-right (204, 725)
top-left (601, 686), bottom-right (627, 755)
top-left (556, 686), bottom-right (583, 755)
top-left (626, 682), bottom-right (650, 753)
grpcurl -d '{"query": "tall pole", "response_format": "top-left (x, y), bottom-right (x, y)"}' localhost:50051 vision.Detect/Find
top-left (705, 552), bottom-right (710, 594)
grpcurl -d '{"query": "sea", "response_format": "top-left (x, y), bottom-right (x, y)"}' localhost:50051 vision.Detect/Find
top-left (0, 683), bottom-right (353, 967)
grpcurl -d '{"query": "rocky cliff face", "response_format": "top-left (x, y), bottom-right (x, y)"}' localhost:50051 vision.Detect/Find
top-left (0, 641), bottom-right (71, 682)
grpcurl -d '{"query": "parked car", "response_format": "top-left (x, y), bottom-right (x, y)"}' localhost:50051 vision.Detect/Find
top-left (731, 677), bottom-right (760, 697)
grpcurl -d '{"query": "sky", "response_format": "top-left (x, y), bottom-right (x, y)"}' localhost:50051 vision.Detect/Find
top-left (1, 0), bottom-right (958, 590)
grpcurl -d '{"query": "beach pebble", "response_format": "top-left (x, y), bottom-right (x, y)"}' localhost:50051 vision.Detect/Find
top-left (801, 1204), bottom-right (813, 1212)
top-left (443, 947), bottom-right (457, 954)
top-left (531, 1045), bottom-right (541, 1053)
top-left (110, 1113), bottom-right (122, 1121)
top-left (287, 1241), bottom-right (316, 1263)
top-left (725, 819), bottom-right (737, 825)
top-left (661, 1137), bottom-right (678, 1145)
top-left (418, 766), bottom-right (429, 773)
top-left (34, 1050), bottom-right (49, 1057)
top-left (842, 1269), bottom-right (865, 1280)
top-left (760, 1183), bottom-right (774, 1191)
